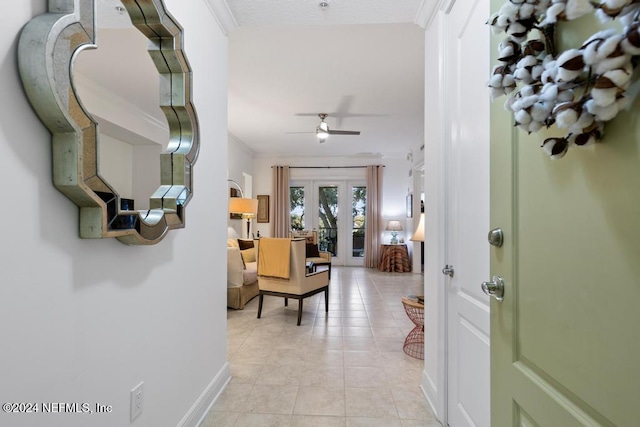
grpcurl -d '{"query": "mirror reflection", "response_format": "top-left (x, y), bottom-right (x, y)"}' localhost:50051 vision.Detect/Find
top-left (74, 8), bottom-right (169, 211)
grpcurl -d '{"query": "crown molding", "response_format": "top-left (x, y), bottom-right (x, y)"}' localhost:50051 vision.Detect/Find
top-left (203, 0), bottom-right (238, 35)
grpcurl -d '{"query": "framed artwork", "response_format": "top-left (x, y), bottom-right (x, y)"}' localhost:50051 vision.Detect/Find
top-left (229, 188), bottom-right (242, 220)
top-left (257, 195), bottom-right (269, 223)
top-left (406, 194), bottom-right (413, 218)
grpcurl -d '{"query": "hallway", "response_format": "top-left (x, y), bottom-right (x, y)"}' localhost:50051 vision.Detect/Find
top-left (202, 267), bottom-right (440, 426)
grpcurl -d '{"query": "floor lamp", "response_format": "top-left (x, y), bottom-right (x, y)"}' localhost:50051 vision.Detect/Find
top-left (228, 180), bottom-right (258, 239)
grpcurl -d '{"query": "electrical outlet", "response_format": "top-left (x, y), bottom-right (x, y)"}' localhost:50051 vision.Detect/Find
top-left (130, 382), bottom-right (144, 421)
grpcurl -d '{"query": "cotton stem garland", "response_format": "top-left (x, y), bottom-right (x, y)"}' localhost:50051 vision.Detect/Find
top-left (488, 0), bottom-right (640, 159)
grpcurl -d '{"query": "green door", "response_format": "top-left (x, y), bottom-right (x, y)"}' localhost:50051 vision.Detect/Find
top-left (490, 16), bottom-right (640, 427)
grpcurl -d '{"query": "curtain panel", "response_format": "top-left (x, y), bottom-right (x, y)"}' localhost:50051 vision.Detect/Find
top-left (272, 166), bottom-right (291, 237)
top-left (365, 165), bottom-right (383, 268)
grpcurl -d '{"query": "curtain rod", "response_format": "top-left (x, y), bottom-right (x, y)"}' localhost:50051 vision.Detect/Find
top-left (271, 165), bottom-right (385, 169)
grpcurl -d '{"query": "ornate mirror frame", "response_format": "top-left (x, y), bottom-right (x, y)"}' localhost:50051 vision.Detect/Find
top-left (18, 0), bottom-right (199, 245)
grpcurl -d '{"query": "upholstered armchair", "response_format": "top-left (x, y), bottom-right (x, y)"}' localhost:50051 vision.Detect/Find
top-left (289, 230), bottom-right (332, 279)
top-left (255, 238), bottom-right (329, 325)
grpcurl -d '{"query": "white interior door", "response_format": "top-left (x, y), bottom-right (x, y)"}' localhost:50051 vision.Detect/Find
top-left (444, 0), bottom-right (490, 425)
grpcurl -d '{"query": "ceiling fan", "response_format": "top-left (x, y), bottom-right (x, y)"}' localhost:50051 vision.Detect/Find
top-left (288, 113), bottom-right (361, 143)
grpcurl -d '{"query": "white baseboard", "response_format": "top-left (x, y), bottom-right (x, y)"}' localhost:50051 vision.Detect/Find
top-left (177, 362), bottom-right (232, 427)
top-left (421, 369), bottom-right (443, 423)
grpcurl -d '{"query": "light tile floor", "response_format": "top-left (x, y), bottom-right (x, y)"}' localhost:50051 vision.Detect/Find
top-left (201, 266), bottom-right (441, 427)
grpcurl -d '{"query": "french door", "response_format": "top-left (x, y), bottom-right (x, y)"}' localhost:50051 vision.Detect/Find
top-left (290, 180), bottom-right (365, 266)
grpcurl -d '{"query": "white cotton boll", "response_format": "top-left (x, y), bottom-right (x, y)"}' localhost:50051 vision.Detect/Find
top-left (500, 2), bottom-right (520, 19)
top-left (541, 66), bottom-right (558, 83)
top-left (557, 67), bottom-right (582, 82)
top-left (520, 3), bottom-right (535, 18)
top-left (603, 67), bottom-right (632, 88)
top-left (521, 85), bottom-right (535, 97)
top-left (528, 121), bottom-right (544, 133)
top-left (582, 30), bottom-right (617, 63)
top-left (542, 3), bottom-right (565, 24)
top-left (556, 108), bottom-right (579, 129)
top-left (517, 55), bottom-right (538, 68)
top-left (491, 25), bottom-right (505, 35)
top-left (505, 85), bottom-right (516, 95)
top-left (507, 22), bottom-right (526, 37)
top-left (499, 45), bottom-right (514, 59)
top-left (575, 111), bottom-right (595, 129)
top-left (503, 74), bottom-right (516, 88)
top-left (510, 99), bottom-right (523, 111)
top-left (514, 68), bottom-right (532, 82)
top-left (489, 74), bottom-right (504, 88)
top-left (540, 83), bottom-right (559, 101)
top-left (519, 95), bottom-right (538, 109)
top-left (594, 55), bottom-right (630, 75)
top-left (515, 109), bottom-right (532, 124)
top-left (581, 44), bottom-right (598, 65)
top-left (591, 87), bottom-right (618, 107)
top-left (586, 99), bottom-right (619, 121)
top-left (531, 65), bottom-right (544, 80)
top-left (497, 14), bottom-right (510, 28)
top-left (566, 0), bottom-right (594, 19)
top-left (592, 35), bottom-right (624, 62)
top-left (558, 89), bottom-right (575, 102)
top-left (531, 103), bottom-right (551, 122)
top-left (602, 0), bottom-right (630, 11)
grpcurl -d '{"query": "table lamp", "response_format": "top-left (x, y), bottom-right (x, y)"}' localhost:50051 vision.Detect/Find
top-left (385, 220), bottom-right (403, 244)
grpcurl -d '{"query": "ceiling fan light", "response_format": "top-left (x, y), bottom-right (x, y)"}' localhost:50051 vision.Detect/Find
top-left (316, 122), bottom-right (329, 139)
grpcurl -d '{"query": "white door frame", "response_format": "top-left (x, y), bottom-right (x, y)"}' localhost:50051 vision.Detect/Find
top-left (420, 0), bottom-right (491, 425)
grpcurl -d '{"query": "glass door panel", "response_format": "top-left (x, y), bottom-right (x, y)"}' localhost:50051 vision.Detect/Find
top-left (352, 185), bottom-right (366, 259)
top-left (318, 185), bottom-right (338, 257)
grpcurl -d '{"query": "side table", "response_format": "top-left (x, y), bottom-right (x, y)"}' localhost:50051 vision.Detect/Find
top-left (401, 296), bottom-right (424, 359)
top-left (378, 244), bottom-right (411, 272)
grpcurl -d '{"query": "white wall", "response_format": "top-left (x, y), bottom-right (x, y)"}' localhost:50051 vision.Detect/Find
top-left (0, 1), bottom-right (229, 426)
top-left (227, 134), bottom-right (255, 237)
top-left (251, 154), bottom-right (409, 241)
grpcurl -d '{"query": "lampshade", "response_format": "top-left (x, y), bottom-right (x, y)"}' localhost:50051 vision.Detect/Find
top-left (228, 197), bottom-right (258, 215)
top-left (410, 213), bottom-right (425, 242)
top-left (385, 220), bottom-right (403, 232)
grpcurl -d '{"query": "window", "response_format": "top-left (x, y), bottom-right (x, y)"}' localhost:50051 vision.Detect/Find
top-left (290, 186), bottom-right (305, 231)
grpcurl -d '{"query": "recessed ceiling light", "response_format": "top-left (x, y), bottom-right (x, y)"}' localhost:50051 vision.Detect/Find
top-left (319, 2), bottom-right (329, 9)
top-left (115, 5), bottom-right (125, 14)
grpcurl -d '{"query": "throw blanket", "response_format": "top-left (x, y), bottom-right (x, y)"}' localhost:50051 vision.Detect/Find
top-left (258, 238), bottom-right (291, 279)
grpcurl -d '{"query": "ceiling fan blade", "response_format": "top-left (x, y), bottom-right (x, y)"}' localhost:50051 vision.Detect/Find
top-left (328, 130), bottom-right (360, 135)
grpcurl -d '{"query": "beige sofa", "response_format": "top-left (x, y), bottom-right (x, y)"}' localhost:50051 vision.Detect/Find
top-left (227, 239), bottom-right (259, 309)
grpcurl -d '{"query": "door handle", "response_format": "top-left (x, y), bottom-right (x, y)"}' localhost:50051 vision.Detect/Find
top-left (442, 265), bottom-right (454, 278)
top-left (481, 275), bottom-right (504, 301)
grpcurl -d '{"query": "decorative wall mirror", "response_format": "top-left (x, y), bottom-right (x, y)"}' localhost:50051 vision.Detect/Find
top-left (18, 0), bottom-right (199, 245)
